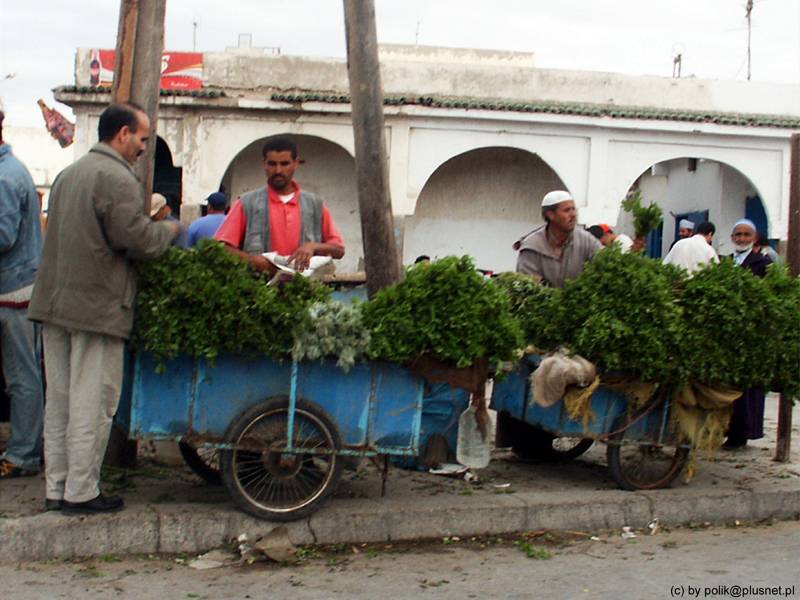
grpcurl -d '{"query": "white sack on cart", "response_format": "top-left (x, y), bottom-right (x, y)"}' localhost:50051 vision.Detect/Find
top-left (530, 350), bottom-right (596, 408)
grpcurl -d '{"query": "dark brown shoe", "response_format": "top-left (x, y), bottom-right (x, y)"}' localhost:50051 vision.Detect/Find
top-left (45, 499), bottom-right (63, 512)
top-left (61, 494), bottom-right (124, 515)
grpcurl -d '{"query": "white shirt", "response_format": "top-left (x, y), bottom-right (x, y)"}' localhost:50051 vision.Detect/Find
top-left (662, 234), bottom-right (719, 273)
top-left (614, 233), bottom-right (634, 253)
top-left (733, 248), bottom-right (751, 266)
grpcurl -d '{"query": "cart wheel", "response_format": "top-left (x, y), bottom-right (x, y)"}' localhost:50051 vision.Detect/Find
top-left (219, 397), bottom-right (344, 522)
top-left (606, 413), bottom-right (689, 490)
top-left (178, 441), bottom-right (221, 485)
top-left (547, 435), bottom-right (594, 462)
top-left (496, 411), bottom-right (593, 462)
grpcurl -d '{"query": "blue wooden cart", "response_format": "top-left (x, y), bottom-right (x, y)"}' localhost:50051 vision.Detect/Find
top-left (117, 352), bottom-right (425, 521)
top-left (491, 355), bottom-right (690, 490)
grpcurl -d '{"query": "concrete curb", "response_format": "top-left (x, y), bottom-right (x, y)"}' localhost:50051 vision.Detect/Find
top-left (1, 482), bottom-right (797, 563)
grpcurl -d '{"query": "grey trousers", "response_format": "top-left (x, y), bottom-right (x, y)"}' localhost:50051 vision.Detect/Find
top-left (42, 323), bottom-right (124, 503)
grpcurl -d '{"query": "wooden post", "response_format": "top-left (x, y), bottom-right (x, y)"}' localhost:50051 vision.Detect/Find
top-left (111, 0), bottom-right (165, 204)
top-left (104, 0), bottom-right (166, 470)
top-left (775, 133), bottom-right (799, 463)
top-left (343, 0), bottom-right (403, 298)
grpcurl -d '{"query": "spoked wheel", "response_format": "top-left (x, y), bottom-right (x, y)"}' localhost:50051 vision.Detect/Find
top-left (220, 397), bottom-right (344, 521)
top-left (178, 441), bottom-right (221, 485)
top-left (496, 411), bottom-right (593, 462)
top-left (606, 413), bottom-right (689, 490)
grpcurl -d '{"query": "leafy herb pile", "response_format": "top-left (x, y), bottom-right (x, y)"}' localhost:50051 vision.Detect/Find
top-left (680, 260), bottom-right (777, 391)
top-left (493, 247), bottom-right (799, 397)
top-left (762, 266), bottom-right (800, 399)
top-left (491, 272), bottom-right (564, 352)
top-left (621, 189), bottom-right (663, 239)
top-left (292, 301), bottom-right (371, 372)
top-left (132, 240), bottom-right (330, 363)
top-left (361, 256), bottom-right (523, 368)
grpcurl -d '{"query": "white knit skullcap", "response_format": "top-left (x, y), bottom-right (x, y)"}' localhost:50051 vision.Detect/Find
top-left (541, 190), bottom-right (574, 208)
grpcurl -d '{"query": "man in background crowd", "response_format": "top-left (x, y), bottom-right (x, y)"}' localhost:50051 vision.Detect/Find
top-left (150, 192), bottom-right (189, 248)
top-left (586, 224), bottom-right (634, 253)
top-left (662, 220), bottom-right (718, 274)
top-left (188, 192), bottom-right (228, 247)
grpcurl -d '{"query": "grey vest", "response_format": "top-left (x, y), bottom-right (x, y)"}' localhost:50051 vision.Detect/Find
top-left (240, 187), bottom-right (324, 254)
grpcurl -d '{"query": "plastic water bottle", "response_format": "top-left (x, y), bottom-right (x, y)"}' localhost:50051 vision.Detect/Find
top-left (456, 406), bottom-right (491, 469)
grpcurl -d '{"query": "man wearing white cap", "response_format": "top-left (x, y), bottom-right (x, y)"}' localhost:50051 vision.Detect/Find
top-left (724, 218), bottom-right (772, 449)
top-left (513, 190), bottom-right (602, 288)
top-left (662, 220), bottom-right (718, 274)
top-left (669, 219), bottom-right (695, 250)
top-left (730, 218), bottom-right (771, 277)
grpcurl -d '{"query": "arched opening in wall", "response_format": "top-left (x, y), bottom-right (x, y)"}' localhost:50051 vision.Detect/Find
top-left (219, 134), bottom-right (362, 274)
top-left (404, 146), bottom-right (566, 273)
top-left (153, 137), bottom-right (183, 217)
top-left (618, 157), bottom-right (766, 259)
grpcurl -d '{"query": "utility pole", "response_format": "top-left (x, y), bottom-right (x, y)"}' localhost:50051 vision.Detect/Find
top-left (343, 0), bottom-right (403, 298)
top-left (775, 133), bottom-right (799, 463)
top-left (105, 0), bottom-right (167, 469)
top-left (745, 0), bottom-right (753, 81)
top-left (111, 0), bottom-right (166, 205)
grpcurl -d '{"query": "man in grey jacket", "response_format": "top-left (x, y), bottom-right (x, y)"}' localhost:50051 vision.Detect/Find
top-left (514, 190), bottom-right (602, 288)
top-left (28, 103), bottom-right (181, 515)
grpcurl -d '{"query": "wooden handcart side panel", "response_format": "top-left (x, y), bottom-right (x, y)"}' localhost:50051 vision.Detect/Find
top-left (128, 353), bottom-right (195, 440)
top-left (191, 355), bottom-right (291, 439)
top-left (369, 363), bottom-right (424, 455)
top-left (122, 352), bottom-right (424, 454)
top-left (295, 361), bottom-right (373, 447)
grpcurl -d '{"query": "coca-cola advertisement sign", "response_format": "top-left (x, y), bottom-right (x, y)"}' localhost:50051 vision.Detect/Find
top-left (88, 49), bottom-right (202, 90)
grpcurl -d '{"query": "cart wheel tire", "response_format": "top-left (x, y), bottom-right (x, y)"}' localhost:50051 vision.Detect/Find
top-left (220, 397), bottom-right (344, 522)
top-left (178, 441), bottom-right (221, 485)
top-left (497, 412), bottom-right (593, 462)
top-left (547, 435), bottom-right (594, 462)
top-left (606, 413), bottom-right (689, 491)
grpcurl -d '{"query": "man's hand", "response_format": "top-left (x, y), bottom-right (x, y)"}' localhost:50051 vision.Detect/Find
top-left (165, 220), bottom-right (184, 238)
top-left (288, 242), bottom-right (345, 271)
top-left (222, 243), bottom-right (277, 274)
top-left (288, 243), bottom-right (316, 272)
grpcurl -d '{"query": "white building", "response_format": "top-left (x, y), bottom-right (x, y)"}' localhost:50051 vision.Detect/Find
top-left (50, 43), bottom-right (800, 272)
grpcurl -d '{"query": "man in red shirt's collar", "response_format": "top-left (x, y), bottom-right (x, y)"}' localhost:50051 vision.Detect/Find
top-left (215, 137), bottom-right (345, 274)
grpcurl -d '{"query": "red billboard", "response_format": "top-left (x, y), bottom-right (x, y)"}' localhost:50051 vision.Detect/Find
top-left (89, 49), bottom-right (203, 90)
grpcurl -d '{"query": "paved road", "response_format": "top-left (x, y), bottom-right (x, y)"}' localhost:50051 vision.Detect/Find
top-left (3, 520), bottom-right (798, 600)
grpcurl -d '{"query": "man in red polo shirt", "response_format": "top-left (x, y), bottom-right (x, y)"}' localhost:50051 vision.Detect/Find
top-left (214, 137), bottom-right (344, 273)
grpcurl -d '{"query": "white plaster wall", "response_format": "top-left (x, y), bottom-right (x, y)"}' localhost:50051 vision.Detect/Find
top-left (406, 125), bottom-right (591, 213)
top-left (4, 127), bottom-right (75, 209)
top-left (602, 134), bottom-right (787, 237)
top-left (403, 147), bottom-right (565, 272)
top-left (179, 114), bottom-right (356, 211)
top-left (619, 159), bottom-right (756, 256)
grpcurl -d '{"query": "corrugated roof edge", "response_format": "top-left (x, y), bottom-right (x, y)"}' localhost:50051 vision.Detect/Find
top-left (56, 85), bottom-right (225, 98)
top-left (271, 90), bottom-right (800, 129)
top-left (53, 86), bottom-right (799, 129)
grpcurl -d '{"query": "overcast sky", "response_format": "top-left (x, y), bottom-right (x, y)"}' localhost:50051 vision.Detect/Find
top-left (1, 0), bottom-right (798, 128)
